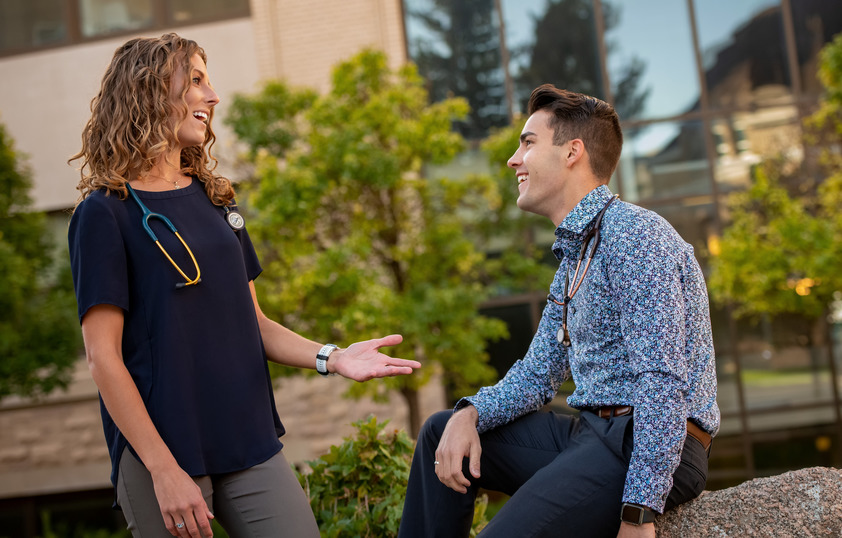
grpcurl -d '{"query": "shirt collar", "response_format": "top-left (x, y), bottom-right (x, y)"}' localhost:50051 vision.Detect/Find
top-left (552, 184), bottom-right (615, 259)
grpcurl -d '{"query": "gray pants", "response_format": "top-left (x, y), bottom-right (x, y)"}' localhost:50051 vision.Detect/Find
top-left (116, 447), bottom-right (320, 537)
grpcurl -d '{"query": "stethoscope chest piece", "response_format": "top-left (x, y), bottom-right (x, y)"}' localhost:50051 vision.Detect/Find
top-left (225, 207), bottom-right (245, 231)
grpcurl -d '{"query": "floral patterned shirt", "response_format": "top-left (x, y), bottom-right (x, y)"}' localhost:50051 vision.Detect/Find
top-left (460, 184), bottom-right (720, 512)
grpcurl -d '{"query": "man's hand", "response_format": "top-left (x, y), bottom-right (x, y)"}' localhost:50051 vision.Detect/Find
top-left (330, 335), bottom-right (421, 381)
top-left (617, 522), bottom-right (655, 538)
top-left (434, 405), bottom-right (482, 493)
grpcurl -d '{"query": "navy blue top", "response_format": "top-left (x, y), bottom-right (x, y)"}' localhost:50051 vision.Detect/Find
top-left (68, 180), bottom-right (284, 489)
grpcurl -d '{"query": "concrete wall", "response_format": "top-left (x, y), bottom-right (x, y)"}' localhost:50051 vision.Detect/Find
top-left (0, 359), bottom-right (445, 499)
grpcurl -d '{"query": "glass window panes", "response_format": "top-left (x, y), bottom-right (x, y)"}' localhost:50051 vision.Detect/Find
top-left (732, 313), bottom-right (840, 427)
top-left (403, 0), bottom-right (508, 139)
top-left (618, 121), bottom-right (711, 204)
top-left (170, 0), bottom-right (249, 24)
top-left (480, 302), bottom-right (536, 377)
top-left (80, 0), bottom-right (154, 38)
top-left (0, 0), bottom-right (67, 53)
top-left (602, 0), bottom-right (699, 121)
top-left (791, 0), bottom-right (842, 95)
top-left (695, 0), bottom-right (791, 110)
top-left (500, 0), bottom-right (604, 115)
top-left (711, 108), bottom-right (801, 195)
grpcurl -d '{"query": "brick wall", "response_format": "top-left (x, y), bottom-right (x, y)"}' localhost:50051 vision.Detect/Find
top-left (250, 0), bottom-right (407, 87)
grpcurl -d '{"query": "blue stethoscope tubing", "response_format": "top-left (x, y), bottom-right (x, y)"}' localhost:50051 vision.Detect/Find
top-left (125, 183), bottom-right (201, 288)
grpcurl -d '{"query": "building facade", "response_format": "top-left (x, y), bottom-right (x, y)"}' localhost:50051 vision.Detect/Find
top-left (1, 0), bottom-right (841, 535)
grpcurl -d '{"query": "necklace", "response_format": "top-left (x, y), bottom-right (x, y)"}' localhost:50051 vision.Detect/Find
top-left (160, 176), bottom-right (181, 189)
top-left (141, 174), bottom-right (183, 190)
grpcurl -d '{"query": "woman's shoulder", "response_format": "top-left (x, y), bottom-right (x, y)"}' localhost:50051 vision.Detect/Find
top-left (72, 188), bottom-right (129, 226)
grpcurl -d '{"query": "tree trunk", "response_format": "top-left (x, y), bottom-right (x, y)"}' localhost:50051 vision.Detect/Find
top-left (401, 385), bottom-right (422, 438)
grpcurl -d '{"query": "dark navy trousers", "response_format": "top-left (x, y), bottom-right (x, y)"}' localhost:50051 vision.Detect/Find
top-left (398, 409), bottom-right (708, 538)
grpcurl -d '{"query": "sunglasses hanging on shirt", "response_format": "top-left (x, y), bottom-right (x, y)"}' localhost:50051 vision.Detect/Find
top-left (548, 195), bottom-right (618, 347)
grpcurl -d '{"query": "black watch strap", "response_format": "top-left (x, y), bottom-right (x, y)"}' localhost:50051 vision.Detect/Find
top-left (620, 503), bottom-right (656, 525)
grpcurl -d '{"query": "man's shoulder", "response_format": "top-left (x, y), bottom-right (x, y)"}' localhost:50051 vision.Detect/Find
top-left (608, 201), bottom-right (679, 236)
top-left (603, 201), bottom-right (692, 258)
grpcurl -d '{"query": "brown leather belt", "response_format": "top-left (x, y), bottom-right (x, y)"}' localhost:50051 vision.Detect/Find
top-left (591, 405), bottom-right (712, 451)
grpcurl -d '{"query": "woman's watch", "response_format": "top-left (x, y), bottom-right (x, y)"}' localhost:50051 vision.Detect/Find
top-left (620, 503), bottom-right (656, 525)
top-left (316, 344), bottom-right (338, 376)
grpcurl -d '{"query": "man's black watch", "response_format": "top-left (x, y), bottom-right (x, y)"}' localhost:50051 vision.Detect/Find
top-left (316, 344), bottom-right (338, 376)
top-left (620, 503), bottom-right (656, 525)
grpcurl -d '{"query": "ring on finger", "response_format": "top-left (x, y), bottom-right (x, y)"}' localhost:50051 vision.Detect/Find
top-left (176, 522), bottom-right (185, 529)
top-left (434, 460), bottom-right (440, 465)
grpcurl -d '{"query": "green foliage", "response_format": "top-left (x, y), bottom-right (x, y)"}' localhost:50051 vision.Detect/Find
top-left (297, 416), bottom-right (488, 537)
top-left (708, 163), bottom-right (835, 318)
top-left (226, 49), bottom-right (549, 432)
top-left (709, 33), bottom-right (842, 320)
top-left (0, 120), bottom-right (80, 398)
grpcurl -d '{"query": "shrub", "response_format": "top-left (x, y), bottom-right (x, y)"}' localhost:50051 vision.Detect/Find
top-left (297, 416), bottom-right (488, 537)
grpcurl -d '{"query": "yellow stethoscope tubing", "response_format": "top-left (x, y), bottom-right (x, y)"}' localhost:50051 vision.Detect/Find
top-left (125, 183), bottom-right (201, 287)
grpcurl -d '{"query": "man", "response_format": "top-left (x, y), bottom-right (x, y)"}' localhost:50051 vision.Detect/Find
top-left (398, 85), bottom-right (719, 538)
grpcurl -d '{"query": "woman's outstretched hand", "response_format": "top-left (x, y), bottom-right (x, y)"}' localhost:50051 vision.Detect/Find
top-left (330, 334), bottom-right (420, 381)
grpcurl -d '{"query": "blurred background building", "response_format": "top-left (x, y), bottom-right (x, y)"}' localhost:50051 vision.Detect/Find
top-left (0, 0), bottom-right (841, 535)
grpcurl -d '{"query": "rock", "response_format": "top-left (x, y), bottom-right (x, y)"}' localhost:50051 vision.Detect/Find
top-left (656, 467), bottom-right (842, 537)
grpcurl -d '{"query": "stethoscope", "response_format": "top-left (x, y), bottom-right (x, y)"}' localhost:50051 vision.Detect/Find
top-left (548, 194), bottom-right (618, 347)
top-left (125, 183), bottom-right (245, 289)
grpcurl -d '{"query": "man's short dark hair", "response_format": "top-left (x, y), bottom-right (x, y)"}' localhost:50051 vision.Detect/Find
top-left (527, 84), bottom-right (623, 182)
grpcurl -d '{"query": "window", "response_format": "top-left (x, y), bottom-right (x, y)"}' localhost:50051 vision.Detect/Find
top-left (695, 0), bottom-right (791, 110)
top-left (403, 0), bottom-right (508, 139)
top-left (0, 0), bottom-right (68, 54)
top-left (80, 0), bottom-right (154, 38)
top-left (618, 121), bottom-right (711, 204)
top-left (0, 0), bottom-right (249, 57)
top-left (170, 0), bottom-right (250, 24)
top-left (791, 0), bottom-right (842, 95)
top-left (500, 0), bottom-right (604, 115)
top-left (602, 0), bottom-right (699, 121)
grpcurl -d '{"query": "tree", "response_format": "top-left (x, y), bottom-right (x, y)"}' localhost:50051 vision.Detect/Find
top-left (0, 120), bottom-right (80, 399)
top-left (709, 33), bottom-right (842, 318)
top-left (225, 50), bottom-right (555, 435)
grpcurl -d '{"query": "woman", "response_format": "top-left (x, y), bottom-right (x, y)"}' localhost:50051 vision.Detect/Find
top-left (68, 33), bottom-right (420, 538)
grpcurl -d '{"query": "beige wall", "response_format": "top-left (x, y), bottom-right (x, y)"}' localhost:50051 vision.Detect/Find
top-left (251, 0), bottom-right (407, 91)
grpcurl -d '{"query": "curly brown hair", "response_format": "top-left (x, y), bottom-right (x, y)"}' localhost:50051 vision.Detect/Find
top-left (70, 33), bottom-right (235, 208)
